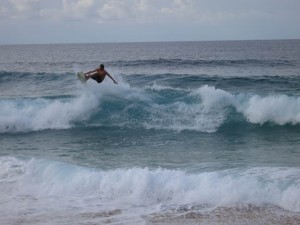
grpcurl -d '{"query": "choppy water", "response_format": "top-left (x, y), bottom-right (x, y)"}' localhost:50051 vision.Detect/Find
top-left (1, 40), bottom-right (300, 225)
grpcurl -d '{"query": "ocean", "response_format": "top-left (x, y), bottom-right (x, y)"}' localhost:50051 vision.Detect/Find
top-left (1, 40), bottom-right (300, 225)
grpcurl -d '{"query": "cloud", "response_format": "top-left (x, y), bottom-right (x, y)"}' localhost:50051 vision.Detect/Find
top-left (0, 0), bottom-right (291, 24)
top-left (0, 0), bottom-right (265, 23)
top-left (1, 0), bottom-right (299, 43)
top-left (62, 0), bottom-right (94, 15)
top-left (159, 0), bottom-right (196, 21)
top-left (10, 0), bottom-right (40, 11)
top-left (96, 1), bottom-right (129, 22)
top-left (0, 0), bottom-right (40, 19)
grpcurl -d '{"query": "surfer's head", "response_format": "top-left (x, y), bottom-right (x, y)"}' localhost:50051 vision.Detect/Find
top-left (100, 64), bottom-right (104, 70)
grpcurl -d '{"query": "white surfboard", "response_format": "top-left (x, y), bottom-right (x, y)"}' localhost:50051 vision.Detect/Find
top-left (77, 72), bottom-right (86, 83)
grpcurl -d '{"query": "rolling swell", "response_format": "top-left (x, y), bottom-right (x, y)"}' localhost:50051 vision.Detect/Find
top-left (113, 58), bottom-right (295, 68)
top-left (127, 73), bottom-right (300, 94)
top-left (1, 58), bottom-right (294, 72)
top-left (2, 80), bottom-right (300, 133)
top-left (0, 71), bottom-right (74, 82)
top-left (1, 70), bottom-right (299, 88)
top-left (0, 71), bottom-right (77, 98)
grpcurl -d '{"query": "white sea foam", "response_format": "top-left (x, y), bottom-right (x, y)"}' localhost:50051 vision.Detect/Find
top-left (0, 91), bottom-right (99, 132)
top-left (1, 157), bottom-right (299, 213)
top-left (241, 95), bottom-right (300, 124)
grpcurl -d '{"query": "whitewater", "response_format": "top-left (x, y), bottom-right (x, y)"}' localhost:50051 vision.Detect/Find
top-left (1, 40), bottom-right (300, 224)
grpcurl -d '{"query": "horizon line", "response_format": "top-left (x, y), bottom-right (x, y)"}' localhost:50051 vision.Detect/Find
top-left (0, 38), bottom-right (299, 46)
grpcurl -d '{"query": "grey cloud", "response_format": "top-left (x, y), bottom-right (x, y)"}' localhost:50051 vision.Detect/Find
top-left (0, 0), bottom-right (299, 44)
top-left (0, 0), bottom-right (274, 23)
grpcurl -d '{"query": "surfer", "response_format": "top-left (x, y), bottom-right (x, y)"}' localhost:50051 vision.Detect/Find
top-left (84, 64), bottom-right (118, 84)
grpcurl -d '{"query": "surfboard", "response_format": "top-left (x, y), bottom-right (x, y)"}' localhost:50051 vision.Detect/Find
top-left (77, 72), bottom-right (86, 83)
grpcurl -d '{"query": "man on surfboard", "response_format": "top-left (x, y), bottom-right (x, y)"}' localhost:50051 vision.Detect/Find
top-left (84, 64), bottom-right (117, 84)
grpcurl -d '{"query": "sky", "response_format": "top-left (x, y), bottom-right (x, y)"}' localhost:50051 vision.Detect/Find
top-left (0, 0), bottom-right (299, 44)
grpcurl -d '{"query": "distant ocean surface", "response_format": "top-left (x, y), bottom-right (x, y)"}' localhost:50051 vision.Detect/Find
top-left (1, 40), bottom-right (300, 225)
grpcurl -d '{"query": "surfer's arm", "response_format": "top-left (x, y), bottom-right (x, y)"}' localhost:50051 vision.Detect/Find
top-left (106, 72), bottom-right (118, 84)
top-left (85, 69), bottom-right (97, 75)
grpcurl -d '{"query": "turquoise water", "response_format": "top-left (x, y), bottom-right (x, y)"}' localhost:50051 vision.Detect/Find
top-left (1, 40), bottom-right (300, 224)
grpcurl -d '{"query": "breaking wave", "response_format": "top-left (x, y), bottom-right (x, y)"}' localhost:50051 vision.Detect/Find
top-left (2, 78), bottom-right (300, 133)
top-left (1, 156), bottom-right (300, 212)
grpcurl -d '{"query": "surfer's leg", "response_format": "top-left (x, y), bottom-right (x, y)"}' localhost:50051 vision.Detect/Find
top-left (85, 73), bottom-right (99, 82)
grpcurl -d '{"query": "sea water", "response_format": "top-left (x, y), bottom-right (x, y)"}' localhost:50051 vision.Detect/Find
top-left (1, 40), bottom-right (300, 225)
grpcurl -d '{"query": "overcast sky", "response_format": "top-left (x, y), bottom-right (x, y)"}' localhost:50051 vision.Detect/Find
top-left (0, 0), bottom-right (299, 44)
